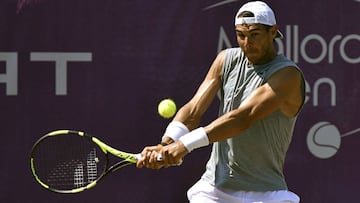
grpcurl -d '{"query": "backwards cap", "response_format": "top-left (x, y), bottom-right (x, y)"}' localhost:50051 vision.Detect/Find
top-left (235, 1), bottom-right (283, 39)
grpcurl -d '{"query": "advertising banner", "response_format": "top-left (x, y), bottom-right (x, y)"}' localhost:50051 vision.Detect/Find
top-left (1, 0), bottom-right (359, 202)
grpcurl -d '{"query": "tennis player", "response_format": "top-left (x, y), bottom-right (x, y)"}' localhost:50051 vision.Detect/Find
top-left (137, 1), bottom-right (304, 202)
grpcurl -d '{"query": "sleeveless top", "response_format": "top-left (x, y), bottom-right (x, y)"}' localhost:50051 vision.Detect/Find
top-left (201, 48), bottom-right (304, 191)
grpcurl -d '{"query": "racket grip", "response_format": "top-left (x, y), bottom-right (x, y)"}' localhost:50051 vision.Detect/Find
top-left (135, 153), bottom-right (142, 161)
top-left (134, 153), bottom-right (163, 161)
top-left (137, 153), bottom-right (182, 166)
top-left (156, 154), bottom-right (163, 161)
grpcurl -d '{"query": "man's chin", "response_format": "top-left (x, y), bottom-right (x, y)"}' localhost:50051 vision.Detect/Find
top-left (245, 54), bottom-right (259, 63)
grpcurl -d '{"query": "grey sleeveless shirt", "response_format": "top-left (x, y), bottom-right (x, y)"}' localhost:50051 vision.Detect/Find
top-left (201, 48), bottom-right (304, 192)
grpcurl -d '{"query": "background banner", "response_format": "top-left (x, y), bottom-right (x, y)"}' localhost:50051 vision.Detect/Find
top-left (1, 0), bottom-right (359, 202)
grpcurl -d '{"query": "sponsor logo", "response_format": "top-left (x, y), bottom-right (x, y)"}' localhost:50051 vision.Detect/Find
top-left (217, 25), bottom-right (360, 64)
top-left (0, 52), bottom-right (92, 95)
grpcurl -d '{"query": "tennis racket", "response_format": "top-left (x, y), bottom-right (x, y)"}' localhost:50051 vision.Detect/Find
top-left (30, 130), bottom-right (160, 194)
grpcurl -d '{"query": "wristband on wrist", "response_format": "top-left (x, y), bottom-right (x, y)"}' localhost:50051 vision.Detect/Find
top-left (162, 121), bottom-right (189, 141)
top-left (179, 127), bottom-right (209, 153)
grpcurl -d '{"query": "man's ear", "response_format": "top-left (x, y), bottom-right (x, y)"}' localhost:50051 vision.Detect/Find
top-left (271, 26), bottom-right (278, 38)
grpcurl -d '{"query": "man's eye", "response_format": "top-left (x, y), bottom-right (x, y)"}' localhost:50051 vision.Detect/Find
top-left (237, 33), bottom-right (245, 39)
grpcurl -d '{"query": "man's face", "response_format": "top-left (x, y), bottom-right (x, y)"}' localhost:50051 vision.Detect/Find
top-left (235, 23), bottom-right (276, 64)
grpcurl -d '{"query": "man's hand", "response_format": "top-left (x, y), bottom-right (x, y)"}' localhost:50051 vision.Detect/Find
top-left (160, 141), bottom-right (188, 167)
top-left (136, 144), bottom-right (164, 169)
top-left (136, 141), bottom-right (188, 169)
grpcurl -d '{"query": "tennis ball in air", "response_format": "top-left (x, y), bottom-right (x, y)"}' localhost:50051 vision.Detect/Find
top-left (158, 99), bottom-right (177, 118)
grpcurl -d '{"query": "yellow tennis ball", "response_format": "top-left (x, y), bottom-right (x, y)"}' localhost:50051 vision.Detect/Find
top-left (158, 99), bottom-right (177, 118)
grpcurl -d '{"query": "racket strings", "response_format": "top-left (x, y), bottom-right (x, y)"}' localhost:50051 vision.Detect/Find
top-left (32, 134), bottom-right (107, 190)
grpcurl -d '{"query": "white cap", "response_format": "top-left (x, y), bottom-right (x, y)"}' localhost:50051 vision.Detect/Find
top-left (234, 1), bottom-right (283, 39)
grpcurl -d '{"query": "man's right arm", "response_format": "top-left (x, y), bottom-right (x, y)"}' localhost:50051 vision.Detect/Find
top-left (161, 50), bottom-right (226, 144)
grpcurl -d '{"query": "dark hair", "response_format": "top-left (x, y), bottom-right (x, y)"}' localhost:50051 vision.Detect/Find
top-left (237, 11), bottom-right (255, 18)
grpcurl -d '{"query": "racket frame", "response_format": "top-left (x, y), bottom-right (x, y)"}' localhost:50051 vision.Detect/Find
top-left (30, 130), bottom-right (140, 193)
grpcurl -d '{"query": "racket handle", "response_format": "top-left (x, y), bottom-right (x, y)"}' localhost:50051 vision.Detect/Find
top-left (134, 153), bottom-right (163, 161)
top-left (137, 153), bottom-right (182, 165)
top-left (156, 154), bottom-right (163, 161)
top-left (135, 153), bottom-right (142, 161)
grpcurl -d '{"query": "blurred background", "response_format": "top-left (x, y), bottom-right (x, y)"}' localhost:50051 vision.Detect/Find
top-left (1, 0), bottom-right (359, 202)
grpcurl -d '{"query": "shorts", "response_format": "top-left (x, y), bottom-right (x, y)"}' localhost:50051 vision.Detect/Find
top-left (187, 179), bottom-right (300, 203)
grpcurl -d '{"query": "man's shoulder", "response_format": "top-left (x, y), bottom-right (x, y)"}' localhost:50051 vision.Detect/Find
top-left (220, 47), bottom-right (246, 63)
top-left (222, 47), bottom-right (243, 55)
top-left (273, 54), bottom-right (297, 67)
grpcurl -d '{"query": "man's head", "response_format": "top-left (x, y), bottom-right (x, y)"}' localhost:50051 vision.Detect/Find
top-left (234, 1), bottom-right (281, 64)
top-left (235, 1), bottom-right (283, 39)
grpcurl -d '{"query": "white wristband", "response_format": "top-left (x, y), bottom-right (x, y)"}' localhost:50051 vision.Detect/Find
top-left (179, 127), bottom-right (209, 153)
top-left (162, 121), bottom-right (189, 141)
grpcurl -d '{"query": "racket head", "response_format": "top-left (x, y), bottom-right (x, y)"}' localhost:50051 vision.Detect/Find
top-left (30, 130), bottom-right (110, 193)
